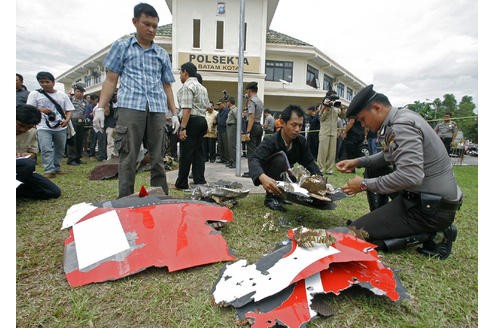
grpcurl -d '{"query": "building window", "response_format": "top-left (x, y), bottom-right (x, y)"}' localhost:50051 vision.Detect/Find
top-left (306, 65), bottom-right (319, 88)
top-left (193, 19), bottom-right (201, 48)
top-left (216, 21), bottom-right (224, 49)
top-left (217, 2), bottom-right (225, 15)
top-left (323, 74), bottom-right (334, 91)
top-left (265, 60), bottom-right (293, 82)
top-left (337, 82), bottom-right (345, 98)
top-left (346, 87), bottom-right (353, 101)
top-left (244, 22), bottom-right (247, 51)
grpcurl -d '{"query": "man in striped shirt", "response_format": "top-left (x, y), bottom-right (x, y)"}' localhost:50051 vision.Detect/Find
top-left (94, 3), bottom-right (179, 198)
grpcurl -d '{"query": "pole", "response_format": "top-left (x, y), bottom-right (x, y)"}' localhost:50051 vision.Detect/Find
top-left (236, 0), bottom-right (246, 176)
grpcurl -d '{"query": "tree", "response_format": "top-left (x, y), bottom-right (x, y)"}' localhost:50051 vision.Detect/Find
top-left (405, 94), bottom-right (478, 143)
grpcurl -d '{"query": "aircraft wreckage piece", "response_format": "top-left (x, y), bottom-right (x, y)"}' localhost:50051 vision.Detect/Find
top-left (190, 180), bottom-right (250, 208)
top-left (237, 260), bottom-right (408, 328)
top-left (63, 196), bottom-right (235, 287)
top-left (212, 227), bottom-right (380, 308)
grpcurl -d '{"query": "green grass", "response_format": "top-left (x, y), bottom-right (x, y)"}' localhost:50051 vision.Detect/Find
top-left (16, 160), bottom-right (478, 327)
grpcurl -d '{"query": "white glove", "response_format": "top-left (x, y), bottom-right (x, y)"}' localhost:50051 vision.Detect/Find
top-left (93, 107), bottom-right (105, 133)
top-left (171, 115), bottom-right (180, 134)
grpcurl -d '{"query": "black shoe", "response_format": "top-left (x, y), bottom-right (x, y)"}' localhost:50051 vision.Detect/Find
top-left (264, 196), bottom-right (287, 212)
top-left (175, 183), bottom-right (189, 190)
top-left (227, 162), bottom-right (236, 168)
top-left (225, 161), bottom-right (233, 167)
top-left (241, 172), bottom-right (250, 178)
top-left (67, 161), bottom-right (80, 166)
top-left (417, 224), bottom-right (457, 260)
top-left (209, 159), bottom-right (215, 163)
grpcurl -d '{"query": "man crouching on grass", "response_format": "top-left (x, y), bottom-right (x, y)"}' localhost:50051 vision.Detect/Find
top-left (247, 105), bottom-right (322, 212)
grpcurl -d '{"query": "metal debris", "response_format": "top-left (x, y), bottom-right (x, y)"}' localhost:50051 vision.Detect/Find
top-left (190, 180), bottom-right (249, 208)
top-left (63, 196), bottom-right (235, 287)
top-left (213, 227), bottom-right (408, 327)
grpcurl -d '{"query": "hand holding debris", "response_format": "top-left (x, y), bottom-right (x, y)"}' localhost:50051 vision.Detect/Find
top-left (259, 173), bottom-right (282, 195)
top-left (342, 176), bottom-right (364, 195)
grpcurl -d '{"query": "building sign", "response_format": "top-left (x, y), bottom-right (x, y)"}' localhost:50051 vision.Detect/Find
top-left (178, 52), bottom-right (260, 73)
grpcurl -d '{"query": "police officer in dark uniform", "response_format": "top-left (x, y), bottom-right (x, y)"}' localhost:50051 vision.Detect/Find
top-left (336, 85), bottom-right (462, 259)
top-left (248, 105), bottom-right (322, 211)
top-left (242, 81), bottom-right (264, 177)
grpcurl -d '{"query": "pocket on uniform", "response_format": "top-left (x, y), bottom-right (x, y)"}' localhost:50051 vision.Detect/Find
top-left (114, 125), bottom-right (129, 154)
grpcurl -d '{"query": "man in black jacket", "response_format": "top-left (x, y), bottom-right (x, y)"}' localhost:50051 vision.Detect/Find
top-left (248, 104), bottom-right (322, 211)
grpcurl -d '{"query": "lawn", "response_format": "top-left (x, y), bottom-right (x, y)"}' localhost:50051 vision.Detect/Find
top-left (16, 161), bottom-right (478, 327)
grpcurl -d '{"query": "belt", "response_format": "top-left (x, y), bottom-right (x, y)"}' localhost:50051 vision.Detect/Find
top-left (402, 191), bottom-right (461, 211)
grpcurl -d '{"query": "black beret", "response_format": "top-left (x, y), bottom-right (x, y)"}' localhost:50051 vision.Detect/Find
top-left (346, 84), bottom-right (377, 117)
top-left (74, 84), bottom-right (85, 92)
top-left (245, 81), bottom-right (258, 90)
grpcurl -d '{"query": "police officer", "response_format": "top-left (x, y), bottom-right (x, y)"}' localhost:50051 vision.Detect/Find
top-left (434, 112), bottom-right (458, 154)
top-left (242, 81), bottom-right (264, 178)
top-left (336, 85), bottom-right (462, 259)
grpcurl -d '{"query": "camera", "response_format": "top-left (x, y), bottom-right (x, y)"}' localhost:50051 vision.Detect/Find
top-left (321, 90), bottom-right (341, 108)
top-left (47, 111), bottom-right (57, 121)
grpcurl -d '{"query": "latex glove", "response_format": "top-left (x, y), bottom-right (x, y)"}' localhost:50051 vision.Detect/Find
top-left (171, 115), bottom-right (180, 134)
top-left (93, 107), bottom-right (105, 132)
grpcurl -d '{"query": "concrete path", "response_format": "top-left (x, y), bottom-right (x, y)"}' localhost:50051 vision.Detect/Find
top-left (166, 157), bottom-right (266, 194)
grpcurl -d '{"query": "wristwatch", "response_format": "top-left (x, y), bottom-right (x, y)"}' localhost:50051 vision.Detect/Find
top-left (360, 180), bottom-right (368, 191)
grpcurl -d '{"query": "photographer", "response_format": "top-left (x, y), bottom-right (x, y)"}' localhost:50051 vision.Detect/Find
top-left (317, 90), bottom-right (341, 175)
top-left (26, 71), bottom-right (74, 178)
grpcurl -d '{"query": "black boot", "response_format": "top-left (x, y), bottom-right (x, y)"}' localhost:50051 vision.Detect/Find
top-left (380, 232), bottom-right (435, 251)
top-left (417, 224), bottom-right (457, 260)
top-left (264, 194), bottom-right (287, 212)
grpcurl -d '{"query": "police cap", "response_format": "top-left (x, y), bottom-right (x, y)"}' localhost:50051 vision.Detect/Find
top-left (346, 84), bottom-right (377, 117)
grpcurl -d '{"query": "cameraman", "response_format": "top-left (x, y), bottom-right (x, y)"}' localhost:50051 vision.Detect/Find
top-left (26, 71), bottom-right (74, 178)
top-left (317, 91), bottom-right (341, 175)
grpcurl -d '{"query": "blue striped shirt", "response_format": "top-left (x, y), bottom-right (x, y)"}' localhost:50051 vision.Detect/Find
top-left (103, 36), bottom-right (175, 113)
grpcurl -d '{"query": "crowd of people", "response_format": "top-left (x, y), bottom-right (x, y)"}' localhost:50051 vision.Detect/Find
top-left (16, 2), bottom-right (462, 260)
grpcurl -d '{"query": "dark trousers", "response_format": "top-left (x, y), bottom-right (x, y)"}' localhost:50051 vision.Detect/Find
top-left (350, 193), bottom-right (456, 242)
top-left (336, 136), bottom-right (344, 162)
top-left (307, 133), bottom-right (319, 159)
top-left (16, 158), bottom-right (61, 200)
top-left (167, 128), bottom-right (178, 159)
top-left (88, 128), bottom-right (97, 157)
top-left (67, 120), bottom-right (86, 163)
top-left (175, 116), bottom-right (208, 188)
top-left (115, 107), bottom-right (168, 198)
top-left (203, 137), bottom-right (216, 162)
top-left (217, 130), bottom-right (228, 161)
top-left (343, 139), bottom-right (363, 160)
top-left (441, 137), bottom-right (453, 154)
top-left (95, 130), bottom-right (107, 161)
top-left (247, 122), bottom-right (263, 156)
top-left (226, 124), bottom-right (237, 163)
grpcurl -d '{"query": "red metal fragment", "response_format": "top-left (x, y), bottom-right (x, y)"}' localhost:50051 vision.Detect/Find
top-left (138, 185), bottom-right (149, 197)
top-left (64, 202), bottom-right (235, 287)
top-left (244, 260), bottom-right (404, 328)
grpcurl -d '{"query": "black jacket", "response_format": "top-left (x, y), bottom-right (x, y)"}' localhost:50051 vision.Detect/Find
top-left (248, 131), bottom-right (321, 185)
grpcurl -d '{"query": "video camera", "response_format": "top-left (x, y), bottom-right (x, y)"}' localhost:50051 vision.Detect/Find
top-left (321, 90), bottom-right (341, 108)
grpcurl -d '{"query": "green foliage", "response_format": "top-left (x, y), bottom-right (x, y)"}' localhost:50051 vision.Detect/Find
top-left (16, 162), bottom-right (478, 327)
top-left (406, 93), bottom-right (478, 142)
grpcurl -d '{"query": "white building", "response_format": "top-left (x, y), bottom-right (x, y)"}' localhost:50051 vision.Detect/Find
top-left (57, 0), bottom-right (365, 111)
